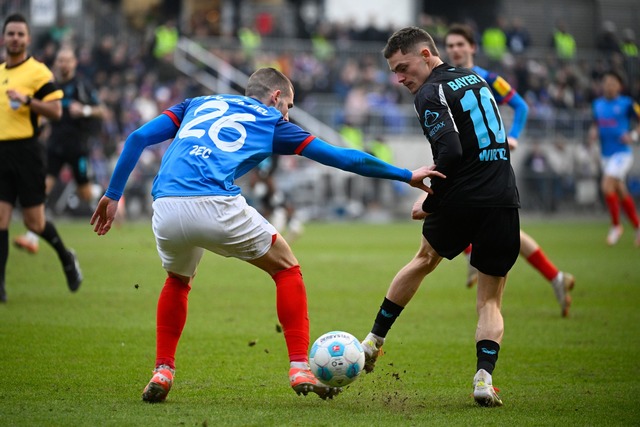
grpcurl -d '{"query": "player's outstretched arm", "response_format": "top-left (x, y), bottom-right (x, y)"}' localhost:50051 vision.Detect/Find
top-left (91, 196), bottom-right (119, 236)
top-left (299, 138), bottom-right (443, 189)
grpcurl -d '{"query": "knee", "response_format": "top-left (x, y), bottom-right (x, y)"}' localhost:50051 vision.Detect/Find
top-left (168, 271), bottom-right (192, 285)
top-left (24, 219), bottom-right (45, 234)
top-left (413, 251), bottom-right (441, 275)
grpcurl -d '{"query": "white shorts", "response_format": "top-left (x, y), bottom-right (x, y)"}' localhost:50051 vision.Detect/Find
top-left (601, 152), bottom-right (633, 180)
top-left (152, 195), bottom-right (277, 277)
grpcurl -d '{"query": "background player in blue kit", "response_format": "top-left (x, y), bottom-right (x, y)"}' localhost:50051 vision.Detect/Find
top-left (444, 24), bottom-right (575, 317)
top-left (360, 27), bottom-right (520, 407)
top-left (589, 71), bottom-right (640, 246)
top-left (90, 67), bottom-right (443, 403)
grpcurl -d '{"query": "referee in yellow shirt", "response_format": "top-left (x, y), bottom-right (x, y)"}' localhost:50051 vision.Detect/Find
top-left (0, 13), bottom-right (82, 302)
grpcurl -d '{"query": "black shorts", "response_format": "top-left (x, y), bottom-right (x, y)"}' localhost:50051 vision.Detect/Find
top-left (47, 146), bottom-right (90, 185)
top-left (423, 206), bottom-right (520, 277)
top-left (0, 139), bottom-right (46, 208)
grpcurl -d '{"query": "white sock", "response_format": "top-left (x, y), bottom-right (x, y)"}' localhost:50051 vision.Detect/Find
top-left (290, 361), bottom-right (309, 370)
top-left (366, 332), bottom-right (385, 346)
top-left (25, 230), bottom-right (39, 244)
top-left (551, 271), bottom-right (563, 287)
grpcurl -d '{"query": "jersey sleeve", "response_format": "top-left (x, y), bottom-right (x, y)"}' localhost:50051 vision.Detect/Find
top-left (415, 83), bottom-right (458, 141)
top-left (483, 71), bottom-right (528, 139)
top-left (162, 99), bottom-right (190, 127)
top-left (631, 100), bottom-right (640, 120)
top-left (485, 73), bottom-right (514, 104)
top-left (271, 118), bottom-right (316, 154)
top-left (33, 63), bottom-right (62, 102)
top-left (505, 91), bottom-right (528, 139)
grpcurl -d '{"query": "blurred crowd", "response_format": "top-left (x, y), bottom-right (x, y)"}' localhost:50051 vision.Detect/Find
top-left (8, 10), bottom-right (638, 216)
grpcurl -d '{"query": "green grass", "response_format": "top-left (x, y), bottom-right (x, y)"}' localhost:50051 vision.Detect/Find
top-left (1, 218), bottom-right (639, 426)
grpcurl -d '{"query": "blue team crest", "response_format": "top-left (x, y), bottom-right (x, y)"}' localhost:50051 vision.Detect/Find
top-left (424, 110), bottom-right (440, 128)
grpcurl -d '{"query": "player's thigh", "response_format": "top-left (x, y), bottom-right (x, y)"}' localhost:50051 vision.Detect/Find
top-left (152, 199), bottom-right (204, 278)
top-left (152, 195), bottom-right (277, 273)
top-left (422, 207), bottom-right (475, 260)
top-left (71, 153), bottom-right (91, 186)
top-left (193, 195), bottom-right (277, 262)
top-left (470, 207), bottom-right (520, 277)
top-left (601, 152), bottom-right (633, 180)
top-left (17, 141), bottom-right (47, 208)
top-left (247, 233), bottom-right (298, 276)
top-left (46, 148), bottom-right (65, 178)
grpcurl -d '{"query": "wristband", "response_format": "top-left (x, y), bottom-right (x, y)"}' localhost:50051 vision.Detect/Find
top-left (83, 105), bottom-right (92, 117)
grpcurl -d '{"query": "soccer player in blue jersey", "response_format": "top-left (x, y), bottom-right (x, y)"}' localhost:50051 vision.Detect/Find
top-left (589, 71), bottom-right (640, 246)
top-left (360, 27), bottom-right (520, 407)
top-left (90, 67), bottom-right (443, 403)
top-left (444, 24), bottom-right (574, 316)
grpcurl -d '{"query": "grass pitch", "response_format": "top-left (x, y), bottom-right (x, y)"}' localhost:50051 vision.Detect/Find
top-left (1, 218), bottom-right (639, 426)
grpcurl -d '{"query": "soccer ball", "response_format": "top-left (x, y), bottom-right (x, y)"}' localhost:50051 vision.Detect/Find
top-left (309, 331), bottom-right (365, 387)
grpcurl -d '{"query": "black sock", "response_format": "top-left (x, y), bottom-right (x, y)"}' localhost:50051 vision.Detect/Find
top-left (38, 221), bottom-right (70, 262)
top-left (371, 297), bottom-right (404, 338)
top-left (476, 340), bottom-right (500, 375)
top-left (0, 229), bottom-right (7, 285)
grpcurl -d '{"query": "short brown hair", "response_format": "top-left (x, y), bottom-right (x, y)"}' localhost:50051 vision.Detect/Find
top-left (445, 24), bottom-right (476, 46)
top-left (3, 13), bottom-right (29, 34)
top-left (383, 27), bottom-right (440, 59)
top-left (245, 68), bottom-right (293, 100)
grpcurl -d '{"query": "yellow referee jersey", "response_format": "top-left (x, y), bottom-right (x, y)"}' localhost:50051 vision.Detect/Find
top-left (0, 56), bottom-right (63, 141)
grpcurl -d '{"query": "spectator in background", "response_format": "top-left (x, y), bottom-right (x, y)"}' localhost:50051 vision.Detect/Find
top-left (621, 28), bottom-right (639, 59)
top-left (621, 28), bottom-right (639, 96)
top-left (238, 26), bottom-right (261, 59)
top-left (522, 142), bottom-right (555, 211)
top-left (552, 20), bottom-right (576, 61)
top-left (596, 21), bottom-right (622, 59)
top-left (152, 19), bottom-right (179, 63)
top-left (481, 17), bottom-right (508, 69)
top-left (506, 17), bottom-right (531, 55)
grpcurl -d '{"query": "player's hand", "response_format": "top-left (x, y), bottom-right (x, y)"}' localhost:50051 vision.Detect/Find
top-left (6, 89), bottom-right (28, 104)
top-left (91, 195), bottom-right (119, 236)
top-left (68, 101), bottom-right (84, 118)
top-left (409, 195), bottom-right (428, 220)
top-left (412, 199), bottom-right (428, 220)
top-left (409, 165), bottom-right (445, 194)
top-left (507, 137), bottom-right (518, 151)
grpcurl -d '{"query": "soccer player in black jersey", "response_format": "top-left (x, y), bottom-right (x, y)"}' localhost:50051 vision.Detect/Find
top-left (360, 27), bottom-right (520, 407)
top-left (445, 24), bottom-right (574, 317)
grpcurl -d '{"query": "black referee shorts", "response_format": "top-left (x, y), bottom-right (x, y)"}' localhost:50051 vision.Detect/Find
top-left (422, 205), bottom-right (520, 277)
top-left (0, 139), bottom-right (47, 208)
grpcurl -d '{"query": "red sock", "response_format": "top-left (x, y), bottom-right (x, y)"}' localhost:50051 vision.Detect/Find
top-left (526, 248), bottom-right (559, 282)
top-left (621, 194), bottom-right (640, 228)
top-left (604, 193), bottom-right (620, 226)
top-left (463, 244), bottom-right (472, 256)
top-left (155, 276), bottom-right (191, 370)
top-left (273, 265), bottom-right (309, 363)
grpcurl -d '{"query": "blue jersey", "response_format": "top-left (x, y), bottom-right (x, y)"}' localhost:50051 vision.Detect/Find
top-left (153, 95), bottom-right (312, 198)
top-left (593, 95), bottom-right (640, 157)
top-left (472, 65), bottom-right (528, 139)
top-left (104, 94), bottom-right (412, 202)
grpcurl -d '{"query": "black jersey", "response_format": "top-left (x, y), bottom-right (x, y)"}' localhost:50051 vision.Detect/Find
top-left (49, 76), bottom-right (100, 148)
top-left (415, 63), bottom-right (520, 211)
